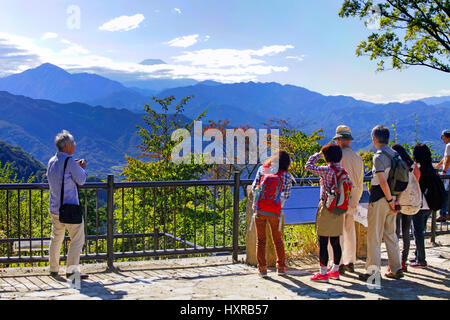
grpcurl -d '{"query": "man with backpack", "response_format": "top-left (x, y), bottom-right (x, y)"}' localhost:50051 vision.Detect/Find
top-left (359, 125), bottom-right (405, 281)
top-left (251, 150), bottom-right (293, 278)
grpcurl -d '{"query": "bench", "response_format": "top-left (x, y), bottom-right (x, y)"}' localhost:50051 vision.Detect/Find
top-left (13, 240), bottom-right (51, 254)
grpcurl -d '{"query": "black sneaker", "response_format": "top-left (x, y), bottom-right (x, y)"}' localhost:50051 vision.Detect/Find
top-left (50, 271), bottom-right (59, 278)
top-left (359, 273), bottom-right (371, 281)
top-left (385, 270), bottom-right (404, 279)
top-left (339, 264), bottom-right (346, 274)
top-left (66, 272), bottom-right (89, 280)
top-left (259, 270), bottom-right (268, 278)
top-left (409, 262), bottom-right (427, 268)
top-left (344, 263), bottom-right (355, 273)
top-left (277, 268), bottom-right (287, 276)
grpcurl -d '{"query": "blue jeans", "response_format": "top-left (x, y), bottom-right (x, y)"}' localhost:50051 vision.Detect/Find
top-left (412, 209), bottom-right (432, 264)
top-left (439, 188), bottom-right (449, 218)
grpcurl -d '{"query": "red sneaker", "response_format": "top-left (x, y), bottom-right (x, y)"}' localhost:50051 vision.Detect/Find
top-left (401, 261), bottom-right (408, 272)
top-left (327, 269), bottom-right (340, 280)
top-left (310, 272), bottom-right (329, 282)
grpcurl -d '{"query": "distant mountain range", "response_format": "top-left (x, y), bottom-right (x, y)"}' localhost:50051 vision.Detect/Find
top-left (0, 63), bottom-right (197, 112)
top-left (0, 140), bottom-right (46, 182)
top-left (156, 82), bottom-right (450, 152)
top-left (412, 96), bottom-right (450, 106)
top-left (0, 91), bottom-right (145, 177)
top-left (0, 63), bottom-right (448, 179)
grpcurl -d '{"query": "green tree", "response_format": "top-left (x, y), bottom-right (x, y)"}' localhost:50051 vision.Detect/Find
top-left (265, 119), bottom-right (325, 179)
top-left (0, 162), bottom-right (51, 266)
top-left (339, 0), bottom-right (450, 73)
top-left (136, 95), bottom-right (206, 163)
top-left (116, 96), bottom-right (237, 256)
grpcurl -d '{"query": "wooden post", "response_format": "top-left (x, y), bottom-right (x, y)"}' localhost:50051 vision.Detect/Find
top-left (355, 221), bottom-right (368, 259)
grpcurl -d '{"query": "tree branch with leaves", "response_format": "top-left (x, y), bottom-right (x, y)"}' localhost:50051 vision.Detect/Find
top-left (339, 0), bottom-right (450, 73)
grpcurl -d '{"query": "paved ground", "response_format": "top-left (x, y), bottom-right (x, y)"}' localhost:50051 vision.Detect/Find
top-left (0, 235), bottom-right (449, 300)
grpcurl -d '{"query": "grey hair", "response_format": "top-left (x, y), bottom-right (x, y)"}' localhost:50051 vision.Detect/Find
top-left (55, 130), bottom-right (75, 151)
top-left (371, 125), bottom-right (390, 144)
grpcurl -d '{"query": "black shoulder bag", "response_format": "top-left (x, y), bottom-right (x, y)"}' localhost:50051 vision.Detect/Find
top-left (59, 157), bottom-right (83, 224)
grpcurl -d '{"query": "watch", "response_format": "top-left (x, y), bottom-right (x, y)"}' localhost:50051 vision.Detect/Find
top-left (387, 198), bottom-right (393, 203)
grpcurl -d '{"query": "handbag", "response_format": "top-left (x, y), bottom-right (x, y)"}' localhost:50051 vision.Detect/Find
top-left (59, 157), bottom-right (83, 224)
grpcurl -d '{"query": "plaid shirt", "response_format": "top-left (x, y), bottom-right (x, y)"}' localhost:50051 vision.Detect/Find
top-left (305, 152), bottom-right (342, 200)
top-left (251, 165), bottom-right (293, 204)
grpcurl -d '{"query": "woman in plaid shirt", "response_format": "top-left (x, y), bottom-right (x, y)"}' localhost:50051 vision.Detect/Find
top-left (305, 144), bottom-right (345, 282)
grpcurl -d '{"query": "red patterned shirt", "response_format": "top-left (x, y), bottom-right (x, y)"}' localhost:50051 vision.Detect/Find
top-left (305, 152), bottom-right (342, 200)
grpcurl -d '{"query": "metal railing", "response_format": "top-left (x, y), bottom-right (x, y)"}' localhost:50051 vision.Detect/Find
top-left (0, 173), bottom-right (448, 269)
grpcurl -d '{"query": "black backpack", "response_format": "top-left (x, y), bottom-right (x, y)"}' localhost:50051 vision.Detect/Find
top-left (423, 169), bottom-right (446, 211)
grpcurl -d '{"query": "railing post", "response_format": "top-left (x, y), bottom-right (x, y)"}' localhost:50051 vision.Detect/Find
top-left (106, 175), bottom-right (115, 271)
top-left (154, 227), bottom-right (159, 260)
top-left (431, 210), bottom-right (437, 245)
top-left (232, 171), bottom-right (240, 263)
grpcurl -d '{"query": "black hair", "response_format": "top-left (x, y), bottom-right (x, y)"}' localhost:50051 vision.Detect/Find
top-left (321, 143), bottom-right (342, 163)
top-left (265, 149), bottom-right (291, 171)
top-left (371, 125), bottom-right (390, 144)
top-left (413, 144), bottom-right (433, 168)
top-left (392, 144), bottom-right (414, 169)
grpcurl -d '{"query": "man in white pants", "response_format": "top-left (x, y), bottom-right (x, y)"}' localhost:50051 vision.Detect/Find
top-left (47, 130), bottom-right (89, 279)
top-left (331, 126), bottom-right (364, 273)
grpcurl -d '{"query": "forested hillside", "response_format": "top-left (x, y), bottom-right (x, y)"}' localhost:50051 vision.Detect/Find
top-left (0, 140), bottom-right (46, 182)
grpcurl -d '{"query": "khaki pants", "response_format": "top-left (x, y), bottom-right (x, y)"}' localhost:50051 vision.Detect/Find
top-left (365, 198), bottom-right (401, 272)
top-left (328, 209), bottom-right (357, 265)
top-left (49, 213), bottom-right (85, 273)
top-left (341, 210), bottom-right (357, 265)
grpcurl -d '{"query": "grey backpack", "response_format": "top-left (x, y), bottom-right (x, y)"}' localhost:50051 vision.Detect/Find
top-left (381, 150), bottom-right (409, 196)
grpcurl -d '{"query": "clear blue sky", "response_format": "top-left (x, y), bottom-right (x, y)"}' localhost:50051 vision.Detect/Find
top-left (0, 0), bottom-right (448, 102)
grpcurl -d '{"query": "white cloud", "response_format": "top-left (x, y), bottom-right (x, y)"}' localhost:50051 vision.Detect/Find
top-left (42, 32), bottom-right (58, 40)
top-left (332, 91), bottom-right (450, 104)
top-left (0, 32), bottom-right (51, 57)
top-left (253, 45), bottom-right (294, 56)
top-left (60, 40), bottom-right (89, 55)
top-left (173, 8), bottom-right (182, 14)
top-left (166, 34), bottom-right (199, 48)
top-left (204, 35), bottom-right (210, 42)
top-left (0, 32), bottom-right (292, 83)
top-left (99, 14), bottom-right (145, 32)
top-left (286, 55), bottom-right (305, 62)
top-left (436, 89), bottom-right (450, 96)
top-left (172, 45), bottom-right (294, 68)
